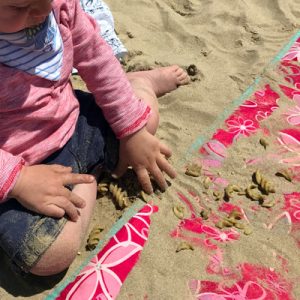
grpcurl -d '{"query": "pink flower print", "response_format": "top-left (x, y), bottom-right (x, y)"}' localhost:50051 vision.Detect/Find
top-left (196, 281), bottom-right (267, 300)
top-left (295, 82), bottom-right (300, 91)
top-left (265, 273), bottom-right (289, 296)
top-left (282, 42), bottom-right (300, 62)
top-left (65, 241), bottom-right (143, 300)
top-left (255, 106), bottom-right (279, 122)
top-left (288, 196), bottom-right (300, 221)
top-left (278, 131), bottom-right (300, 153)
top-left (191, 264), bottom-right (293, 300)
top-left (285, 105), bottom-right (300, 125)
top-left (177, 192), bottom-right (197, 219)
top-left (255, 110), bottom-right (272, 122)
top-left (277, 131), bottom-right (300, 165)
top-left (241, 100), bottom-right (258, 108)
top-left (207, 252), bottom-right (223, 275)
top-left (202, 139), bottom-right (227, 161)
top-left (201, 225), bottom-right (240, 243)
top-left (292, 92), bottom-right (300, 106)
top-left (255, 89), bottom-right (266, 97)
top-left (57, 204), bottom-right (157, 300)
top-left (226, 117), bottom-right (257, 138)
top-left (280, 64), bottom-right (300, 87)
top-left (254, 85), bottom-right (279, 108)
top-left (207, 250), bottom-right (234, 277)
top-left (202, 281), bottom-right (267, 300)
top-left (197, 293), bottom-right (227, 299)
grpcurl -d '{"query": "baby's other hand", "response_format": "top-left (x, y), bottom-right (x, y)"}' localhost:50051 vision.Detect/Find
top-left (113, 127), bottom-right (177, 194)
top-left (9, 164), bottom-right (95, 221)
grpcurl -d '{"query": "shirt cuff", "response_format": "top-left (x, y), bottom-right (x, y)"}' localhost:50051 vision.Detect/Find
top-left (116, 106), bottom-right (152, 139)
top-left (0, 160), bottom-right (25, 202)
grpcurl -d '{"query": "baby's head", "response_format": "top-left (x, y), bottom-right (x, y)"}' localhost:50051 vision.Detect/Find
top-left (0, 0), bottom-right (52, 33)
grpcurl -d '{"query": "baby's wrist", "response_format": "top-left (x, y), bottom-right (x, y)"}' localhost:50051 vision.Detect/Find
top-left (120, 126), bottom-right (146, 141)
top-left (8, 165), bottom-right (27, 199)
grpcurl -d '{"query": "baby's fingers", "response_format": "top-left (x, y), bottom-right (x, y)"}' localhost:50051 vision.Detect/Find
top-left (136, 168), bottom-right (153, 194)
top-left (157, 156), bottom-right (177, 179)
top-left (55, 197), bottom-right (80, 222)
top-left (50, 164), bottom-right (72, 174)
top-left (69, 191), bottom-right (86, 209)
top-left (62, 173), bottom-right (95, 186)
top-left (150, 165), bottom-right (167, 191)
top-left (159, 143), bottom-right (172, 158)
top-left (42, 204), bottom-right (66, 219)
top-left (60, 188), bottom-right (86, 209)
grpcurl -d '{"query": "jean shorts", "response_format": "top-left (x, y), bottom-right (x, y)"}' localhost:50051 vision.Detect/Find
top-left (0, 90), bottom-right (119, 274)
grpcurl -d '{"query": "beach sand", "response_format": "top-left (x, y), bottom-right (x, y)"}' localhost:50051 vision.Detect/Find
top-left (1, 0), bottom-right (300, 299)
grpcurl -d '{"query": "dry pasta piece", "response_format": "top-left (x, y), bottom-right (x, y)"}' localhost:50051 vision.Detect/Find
top-left (215, 221), bottom-right (224, 229)
top-left (185, 163), bottom-right (201, 177)
top-left (234, 222), bottom-right (246, 230)
top-left (213, 190), bottom-right (223, 201)
top-left (243, 226), bottom-right (253, 235)
top-left (275, 169), bottom-right (293, 182)
top-left (176, 241), bottom-right (194, 252)
top-left (245, 186), bottom-right (265, 202)
top-left (229, 209), bottom-right (242, 220)
top-left (140, 191), bottom-right (148, 203)
top-left (173, 205), bottom-right (185, 219)
top-left (109, 183), bottom-right (129, 209)
top-left (97, 182), bottom-right (109, 195)
top-left (203, 177), bottom-right (211, 189)
top-left (259, 138), bottom-right (269, 149)
top-left (261, 199), bottom-right (276, 208)
top-left (86, 225), bottom-right (104, 251)
top-left (224, 184), bottom-right (241, 200)
top-left (200, 209), bottom-right (210, 220)
top-left (253, 170), bottom-right (275, 194)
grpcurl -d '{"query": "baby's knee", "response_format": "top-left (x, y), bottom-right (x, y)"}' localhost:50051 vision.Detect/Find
top-left (146, 109), bottom-right (159, 135)
top-left (30, 227), bottom-right (82, 276)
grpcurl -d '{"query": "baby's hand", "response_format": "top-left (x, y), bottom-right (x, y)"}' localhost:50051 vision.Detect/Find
top-left (113, 127), bottom-right (177, 194)
top-left (9, 164), bottom-right (95, 221)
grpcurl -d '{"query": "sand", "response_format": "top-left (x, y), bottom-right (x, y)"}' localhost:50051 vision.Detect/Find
top-left (1, 0), bottom-right (300, 299)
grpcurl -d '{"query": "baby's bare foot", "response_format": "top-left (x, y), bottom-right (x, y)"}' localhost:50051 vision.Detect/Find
top-left (127, 65), bottom-right (190, 97)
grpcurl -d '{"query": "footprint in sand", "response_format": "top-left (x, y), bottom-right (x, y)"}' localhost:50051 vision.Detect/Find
top-left (167, 0), bottom-right (194, 17)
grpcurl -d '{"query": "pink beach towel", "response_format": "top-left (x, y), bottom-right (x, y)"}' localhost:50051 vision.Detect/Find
top-left (48, 32), bottom-right (300, 300)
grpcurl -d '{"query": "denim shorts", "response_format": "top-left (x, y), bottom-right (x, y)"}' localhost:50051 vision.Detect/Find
top-left (0, 90), bottom-right (119, 274)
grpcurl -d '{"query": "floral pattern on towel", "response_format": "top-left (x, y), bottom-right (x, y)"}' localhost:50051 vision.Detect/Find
top-left (170, 38), bottom-right (300, 299)
top-left (55, 204), bottom-right (158, 300)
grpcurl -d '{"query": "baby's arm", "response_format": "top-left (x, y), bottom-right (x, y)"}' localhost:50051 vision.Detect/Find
top-left (65, 0), bottom-right (175, 192)
top-left (69, 0), bottom-right (150, 137)
top-left (8, 164), bottom-right (95, 221)
top-left (1, 148), bottom-right (94, 220)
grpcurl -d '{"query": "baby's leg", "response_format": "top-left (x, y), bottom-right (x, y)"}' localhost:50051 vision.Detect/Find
top-left (30, 91), bottom-right (118, 276)
top-left (127, 65), bottom-right (189, 134)
top-left (30, 182), bottom-right (97, 276)
top-left (30, 67), bottom-right (190, 275)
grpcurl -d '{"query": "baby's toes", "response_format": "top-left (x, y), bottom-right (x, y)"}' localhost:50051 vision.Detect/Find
top-left (178, 71), bottom-right (190, 85)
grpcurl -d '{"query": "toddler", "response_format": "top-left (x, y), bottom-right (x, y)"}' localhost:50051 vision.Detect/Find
top-left (0, 0), bottom-right (189, 276)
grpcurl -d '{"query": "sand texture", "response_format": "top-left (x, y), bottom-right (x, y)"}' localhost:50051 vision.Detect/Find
top-left (1, 0), bottom-right (300, 299)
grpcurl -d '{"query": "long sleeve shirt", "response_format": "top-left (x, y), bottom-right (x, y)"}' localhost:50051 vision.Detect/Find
top-left (0, 0), bottom-right (151, 201)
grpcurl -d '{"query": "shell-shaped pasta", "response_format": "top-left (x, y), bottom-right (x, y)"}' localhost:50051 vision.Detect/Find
top-left (173, 205), bottom-right (185, 219)
top-left (176, 241), bottom-right (194, 252)
top-left (185, 163), bottom-right (202, 177)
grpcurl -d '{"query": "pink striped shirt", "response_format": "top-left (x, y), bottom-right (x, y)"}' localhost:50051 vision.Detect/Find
top-left (0, 0), bottom-right (150, 201)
